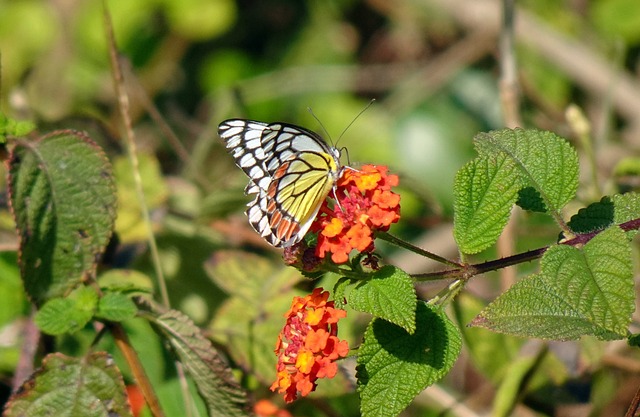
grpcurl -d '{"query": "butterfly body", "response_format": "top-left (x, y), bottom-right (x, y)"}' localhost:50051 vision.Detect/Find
top-left (218, 119), bottom-right (344, 247)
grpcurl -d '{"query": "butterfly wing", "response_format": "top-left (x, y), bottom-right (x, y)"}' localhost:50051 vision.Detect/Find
top-left (218, 119), bottom-right (341, 247)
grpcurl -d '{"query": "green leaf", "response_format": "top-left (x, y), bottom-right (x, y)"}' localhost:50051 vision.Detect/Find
top-left (35, 286), bottom-right (98, 335)
top-left (453, 153), bottom-right (522, 254)
top-left (98, 269), bottom-right (154, 295)
top-left (348, 266), bottom-right (417, 333)
top-left (567, 196), bottom-right (614, 234)
top-left (516, 186), bottom-right (546, 212)
top-left (613, 192), bottom-right (640, 238)
top-left (356, 302), bottom-right (461, 417)
top-left (96, 292), bottom-right (137, 322)
top-left (472, 227), bottom-right (633, 340)
top-left (4, 351), bottom-right (133, 417)
top-left (332, 276), bottom-right (351, 310)
top-left (205, 250), bottom-right (301, 303)
top-left (492, 355), bottom-right (542, 417)
top-left (207, 251), bottom-right (303, 383)
top-left (453, 293), bottom-right (522, 383)
top-left (0, 251), bottom-right (28, 327)
top-left (144, 301), bottom-right (248, 417)
top-left (8, 130), bottom-right (117, 304)
top-left (0, 112), bottom-right (35, 141)
top-left (474, 128), bottom-right (579, 214)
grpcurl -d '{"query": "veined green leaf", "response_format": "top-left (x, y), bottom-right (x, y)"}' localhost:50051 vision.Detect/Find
top-left (144, 301), bottom-right (248, 416)
top-left (453, 153), bottom-right (522, 254)
top-left (474, 129), bottom-right (579, 214)
top-left (356, 302), bottom-right (461, 417)
top-left (96, 292), bottom-right (137, 322)
top-left (472, 227), bottom-right (633, 340)
top-left (34, 286), bottom-right (98, 335)
top-left (4, 352), bottom-right (132, 417)
top-left (207, 251), bottom-right (304, 383)
top-left (8, 130), bottom-right (117, 304)
top-left (348, 266), bottom-right (417, 333)
top-left (613, 192), bottom-right (640, 238)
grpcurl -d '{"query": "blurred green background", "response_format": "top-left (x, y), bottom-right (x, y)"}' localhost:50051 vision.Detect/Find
top-left (2, 0), bottom-right (640, 415)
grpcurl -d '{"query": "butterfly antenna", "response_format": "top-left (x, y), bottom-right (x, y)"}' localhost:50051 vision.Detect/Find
top-left (307, 107), bottom-right (334, 145)
top-left (341, 146), bottom-right (352, 166)
top-left (335, 98), bottom-right (376, 147)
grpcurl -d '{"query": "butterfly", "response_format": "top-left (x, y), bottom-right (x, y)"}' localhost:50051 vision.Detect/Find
top-left (218, 119), bottom-right (347, 247)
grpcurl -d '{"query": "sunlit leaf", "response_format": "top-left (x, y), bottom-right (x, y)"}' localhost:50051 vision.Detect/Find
top-left (35, 286), bottom-right (98, 335)
top-left (473, 227), bottom-right (633, 340)
top-left (96, 292), bottom-right (137, 322)
top-left (454, 153), bottom-right (522, 254)
top-left (474, 129), bottom-right (579, 214)
top-left (356, 302), bottom-right (461, 417)
top-left (348, 266), bottom-right (417, 333)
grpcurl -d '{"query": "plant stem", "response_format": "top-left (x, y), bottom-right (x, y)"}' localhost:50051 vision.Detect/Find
top-left (377, 231), bottom-right (463, 268)
top-left (414, 217), bottom-right (640, 282)
top-left (103, 1), bottom-right (169, 309)
top-left (625, 382), bottom-right (640, 417)
top-left (111, 323), bottom-right (166, 417)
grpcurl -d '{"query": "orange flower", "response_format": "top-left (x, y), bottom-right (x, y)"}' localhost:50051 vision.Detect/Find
top-left (270, 288), bottom-right (349, 403)
top-left (254, 399), bottom-right (292, 417)
top-left (310, 164), bottom-right (401, 264)
top-left (126, 385), bottom-right (145, 417)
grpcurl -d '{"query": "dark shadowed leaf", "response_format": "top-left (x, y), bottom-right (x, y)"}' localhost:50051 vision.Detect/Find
top-left (8, 130), bottom-right (117, 304)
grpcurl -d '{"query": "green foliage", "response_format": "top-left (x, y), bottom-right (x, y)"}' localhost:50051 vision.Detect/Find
top-left (613, 192), bottom-right (640, 238)
top-left (472, 226), bottom-right (633, 340)
top-left (143, 301), bottom-right (248, 417)
top-left (0, 113), bottom-right (35, 142)
top-left (35, 287), bottom-right (98, 335)
top-left (567, 196), bottom-right (614, 233)
top-left (454, 152), bottom-right (523, 254)
top-left (206, 251), bottom-right (303, 382)
top-left (4, 352), bottom-right (133, 417)
top-left (453, 293), bottom-right (523, 382)
top-left (516, 186), bottom-right (547, 212)
top-left (591, 0), bottom-right (640, 43)
top-left (454, 128), bottom-right (579, 255)
top-left (4, 2), bottom-right (640, 416)
top-left (474, 129), bottom-right (579, 214)
top-left (356, 303), bottom-right (461, 417)
top-left (344, 266), bottom-right (417, 333)
top-left (8, 130), bottom-right (117, 304)
top-left (96, 292), bottom-right (138, 322)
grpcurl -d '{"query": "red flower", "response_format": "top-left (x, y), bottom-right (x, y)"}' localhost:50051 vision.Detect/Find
top-left (311, 164), bottom-right (401, 264)
top-left (270, 288), bottom-right (349, 403)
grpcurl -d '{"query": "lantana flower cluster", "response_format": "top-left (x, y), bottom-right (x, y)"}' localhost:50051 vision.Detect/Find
top-left (311, 164), bottom-right (401, 264)
top-left (270, 288), bottom-right (349, 403)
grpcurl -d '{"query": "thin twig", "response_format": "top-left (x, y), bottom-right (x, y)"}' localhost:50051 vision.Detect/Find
top-left (496, 0), bottom-right (521, 291)
top-left (11, 308), bottom-right (40, 394)
top-left (103, 3), bottom-right (170, 309)
top-left (414, 216), bottom-right (640, 281)
top-left (498, 0), bottom-right (521, 129)
top-left (377, 231), bottom-right (463, 268)
top-left (428, 0), bottom-right (640, 130)
top-left (111, 323), bottom-right (166, 417)
top-left (102, 3), bottom-right (192, 415)
top-left (625, 384), bottom-right (640, 417)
